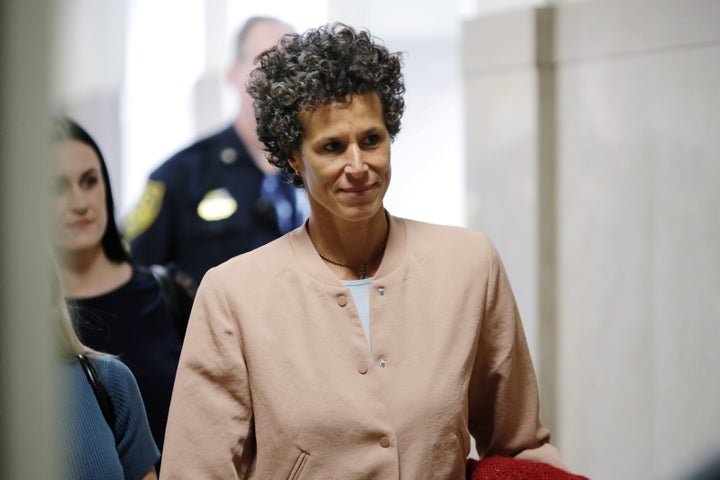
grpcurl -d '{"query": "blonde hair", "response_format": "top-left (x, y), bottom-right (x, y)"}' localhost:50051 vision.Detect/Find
top-left (57, 299), bottom-right (95, 356)
top-left (51, 262), bottom-right (104, 356)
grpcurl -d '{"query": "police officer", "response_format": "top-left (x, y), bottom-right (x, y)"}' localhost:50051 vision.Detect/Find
top-left (124, 16), bottom-right (307, 284)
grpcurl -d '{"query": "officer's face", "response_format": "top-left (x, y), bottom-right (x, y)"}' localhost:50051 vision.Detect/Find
top-left (50, 140), bottom-right (109, 255)
top-left (229, 20), bottom-right (295, 108)
top-left (290, 92), bottom-right (391, 224)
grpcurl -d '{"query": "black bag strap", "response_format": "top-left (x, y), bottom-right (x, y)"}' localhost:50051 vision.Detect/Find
top-left (146, 264), bottom-right (191, 341)
top-left (77, 354), bottom-right (117, 436)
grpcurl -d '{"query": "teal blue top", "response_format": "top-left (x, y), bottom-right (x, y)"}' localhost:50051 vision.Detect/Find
top-left (61, 355), bottom-right (160, 480)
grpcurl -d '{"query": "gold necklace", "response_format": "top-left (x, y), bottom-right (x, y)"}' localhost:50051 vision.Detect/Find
top-left (317, 239), bottom-right (387, 279)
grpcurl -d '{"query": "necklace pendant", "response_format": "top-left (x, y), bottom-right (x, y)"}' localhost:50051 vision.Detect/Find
top-left (358, 264), bottom-right (366, 279)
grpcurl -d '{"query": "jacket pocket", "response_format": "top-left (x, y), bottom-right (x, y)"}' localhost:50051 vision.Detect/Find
top-left (287, 450), bottom-right (310, 480)
top-left (455, 426), bottom-right (471, 456)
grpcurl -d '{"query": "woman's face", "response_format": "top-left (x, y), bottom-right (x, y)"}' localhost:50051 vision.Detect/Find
top-left (290, 92), bottom-right (391, 224)
top-left (50, 139), bottom-right (108, 254)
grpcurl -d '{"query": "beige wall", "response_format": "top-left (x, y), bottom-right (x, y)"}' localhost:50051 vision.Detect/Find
top-left (464, 1), bottom-right (720, 479)
top-left (0, 0), bottom-right (58, 477)
top-left (463, 3), bottom-right (558, 441)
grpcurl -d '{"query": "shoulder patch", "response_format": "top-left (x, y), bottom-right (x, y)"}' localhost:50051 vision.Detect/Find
top-left (124, 180), bottom-right (166, 240)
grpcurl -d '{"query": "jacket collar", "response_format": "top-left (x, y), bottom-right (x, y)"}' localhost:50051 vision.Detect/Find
top-left (288, 211), bottom-right (406, 286)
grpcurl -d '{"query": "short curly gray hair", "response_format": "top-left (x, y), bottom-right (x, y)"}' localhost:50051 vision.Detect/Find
top-left (247, 23), bottom-right (405, 187)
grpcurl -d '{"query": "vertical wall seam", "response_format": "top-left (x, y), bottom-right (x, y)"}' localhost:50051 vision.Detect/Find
top-left (535, 5), bottom-right (559, 439)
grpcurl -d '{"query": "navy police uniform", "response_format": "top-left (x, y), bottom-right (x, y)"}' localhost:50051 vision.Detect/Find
top-left (125, 126), bottom-right (306, 284)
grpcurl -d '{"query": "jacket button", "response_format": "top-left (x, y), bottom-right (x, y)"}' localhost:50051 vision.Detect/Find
top-left (337, 294), bottom-right (347, 307)
top-left (377, 287), bottom-right (385, 296)
top-left (379, 436), bottom-right (390, 448)
top-left (358, 362), bottom-right (368, 374)
top-left (378, 358), bottom-right (387, 368)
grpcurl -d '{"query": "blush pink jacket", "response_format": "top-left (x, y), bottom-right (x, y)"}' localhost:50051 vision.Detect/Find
top-left (160, 214), bottom-right (562, 479)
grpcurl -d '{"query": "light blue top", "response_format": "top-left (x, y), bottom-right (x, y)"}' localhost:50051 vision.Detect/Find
top-left (344, 278), bottom-right (373, 347)
top-left (61, 355), bottom-right (160, 480)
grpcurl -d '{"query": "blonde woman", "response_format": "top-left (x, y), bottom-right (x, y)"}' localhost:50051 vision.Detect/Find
top-left (55, 269), bottom-right (159, 479)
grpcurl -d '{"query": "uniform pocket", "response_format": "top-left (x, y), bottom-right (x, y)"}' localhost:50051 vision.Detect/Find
top-left (287, 450), bottom-right (310, 480)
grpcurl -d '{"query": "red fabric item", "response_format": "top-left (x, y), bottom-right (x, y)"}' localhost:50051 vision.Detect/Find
top-left (466, 456), bottom-right (590, 480)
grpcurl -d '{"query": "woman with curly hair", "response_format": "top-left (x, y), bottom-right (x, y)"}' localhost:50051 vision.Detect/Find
top-left (161, 23), bottom-right (570, 479)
